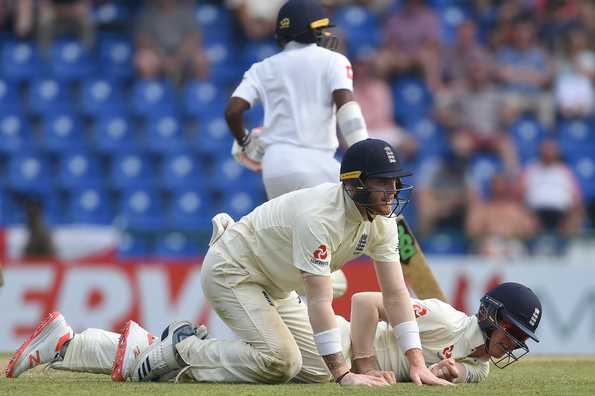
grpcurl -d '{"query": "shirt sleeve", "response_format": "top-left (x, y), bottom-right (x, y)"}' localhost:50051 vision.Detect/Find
top-left (366, 217), bottom-right (400, 263)
top-left (231, 65), bottom-right (261, 107)
top-left (459, 359), bottom-right (490, 383)
top-left (327, 52), bottom-right (354, 93)
top-left (292, 216), bottom-right (332, 276)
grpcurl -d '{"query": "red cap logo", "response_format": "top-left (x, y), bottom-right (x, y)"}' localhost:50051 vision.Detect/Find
top-left (313, 244), bottom-right (328, 260)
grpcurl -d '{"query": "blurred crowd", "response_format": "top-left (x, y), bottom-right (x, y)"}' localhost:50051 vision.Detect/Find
top-left (0, 0), bottom-right (594, 258)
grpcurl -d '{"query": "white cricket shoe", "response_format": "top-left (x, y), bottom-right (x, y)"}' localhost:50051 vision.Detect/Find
top-left (111, 320), bottom-right (156, 382)
top-left (127, 320), bottom-right (207, 382)
top-left (6, 311), bottom-right (73, 378)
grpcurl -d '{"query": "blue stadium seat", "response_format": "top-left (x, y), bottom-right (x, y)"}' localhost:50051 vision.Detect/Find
top-left (241, 40), bottom-right (278, 68)
top-left (131, 79), bottom-right (176, 117)
top-left (50, 40), bottom-right (94, 82)
top-left (117, 188), bottom-right (163, 231)
top-left (192, 116), bottom-right (233, 156)
top-left (0, 78), bottom-right (20, 110)
top-left (182, 80), bottom-right (227, 120)
top-left (195, 4), bottom-right (234, 44)
top-left (142, 113), bottom-right (185, 154)
top-left (392, 77), bottom-right (433, 124)
top-left (39, 112), bottom-right (84, 153)
top-left (92, 113), bottom-right (138, 154)
top-left (469, 154), bottom-right (504, 199)
top-left (66, 187), bottom-right (112, 224)
top-left (436, 3), bottom-right (469, 46)
top-left (167, 188), bottom-right (212, 231)
top-left (1, 41), bottom-right (40, 82)
top-left (6, 152), bottom-right (51, 193)
top-left (93, 2), bottom-right (130, 26)
top-left (219, 185), bottom-right (266, 219)
top-left (557, 118), bottom-right (595, 157)
top-left (405, 117), bottom-right (448, 159)
top-left (57, 151), bottom-right (103, 189)
top-left (117, 230), bottom-right (151, 258)
top-left (160, 152), bottom-right (203, 190)
top-left (98, 37), bottom-right (133, 81)
top-left (333, 6), bottom-right (381, 58)
top-left (508, 116), bottom-right (546, 165)
top-left (28, 78), bottom-right (70, 116)
top-left (80, 79), bottom-right (124, 117)
top-left (110, 153), bottom-right (154, 189)
top-left (204, 41), bottom-right (241, 84)
top-left (155, 232), bottom-right (200, 258)
top-left (0, 111), bottom-right (32, 155)
top-left (420, 230), bottom-right (468, 255)
top-left (568, 155), bottom-right (595, 200)
top-left (208, 158), bottom-right (261, 190)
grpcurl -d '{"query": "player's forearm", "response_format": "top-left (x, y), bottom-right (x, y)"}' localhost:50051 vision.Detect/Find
top-left (224, 98), bottom-right (250, 143)
top-left (350, 293), bottom-right (381, 360)
top-left (382, 286), bottom-right (416, 325)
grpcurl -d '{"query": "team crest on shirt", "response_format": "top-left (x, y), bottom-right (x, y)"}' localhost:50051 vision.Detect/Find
top-left (438, 345), bottom-right (454, 359)
top-left (311, 244), bottom-right (330, 266)
top-left (353, 233), bottom-right (368, 255)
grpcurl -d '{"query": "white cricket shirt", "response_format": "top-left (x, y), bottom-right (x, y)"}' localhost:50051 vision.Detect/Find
top-left (232, 42), bottom-right (354, 150)
top-left (340, 298), bottom-right (490, 383)
top-left (211, 183), bottom-right (400, 298)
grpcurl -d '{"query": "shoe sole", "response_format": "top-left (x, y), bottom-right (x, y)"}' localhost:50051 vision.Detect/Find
top-left (6, 311), bottom-right (66, 378)
top-left (111, 320), bottom-right (134, 382)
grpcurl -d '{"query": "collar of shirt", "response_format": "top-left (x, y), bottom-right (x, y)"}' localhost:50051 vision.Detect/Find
top-left (284, 41), bottom-right (317, 51)
top-left (464, 316), bottom-right (487, 356)
top-left (342, 186), bottom-right (366, 225)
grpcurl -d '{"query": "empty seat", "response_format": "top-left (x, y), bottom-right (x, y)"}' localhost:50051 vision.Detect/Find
top-left (0, 110), bottom-right (32, 154)
top-left (182, 80), bottom-right (226, 120)
top-left (50, 40), bottom-right (94, 82)
top-left (0, 78), bottom-right (20, 110)
top-left (117, 230), bottom-right (151, 257)
top-left (6, 152), bottom-right (51, 193)
top-left (192, 116), bottom-right (233, 156)
top-left (57, 151), bottom-right (103, 189)
top-left (66, 187), bottom-right (112, 224)
top-left (131, 79), bottom-right (175, 117)
top-left (1, 41), bottom-right (40, 82)
top-left (195, 4), bottom-right (234, 44)
top-left (39, 112), bottom-right (84, 153)
top-left (80, 79), bottom-right (124, 117)
top-left (167, 188), bottom-right (212, 231)
top-left (160, 152), bottom-right (202, 190)
top-left (142, 113), bottom-right (185, 154)
top-left (109, 153), bottom-right (154, 189)
top-left (117, 188), bottom-right (163, 231)
top-left (92, 113), bottom-right (138, 154)
top-left (392, 77), bottom-right (433, 124)
top-left (155, 232), bottom-right (200, 258)
top-left (28, 78), bottom-right (70, 116)
top-left (98, 37), bottom-right (134, 81)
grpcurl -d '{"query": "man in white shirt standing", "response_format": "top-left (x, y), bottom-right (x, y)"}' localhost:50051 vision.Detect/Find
top-left (100, 138), bottom-right (444, 387)
top-left (225, 0), bottom-right (368, 199)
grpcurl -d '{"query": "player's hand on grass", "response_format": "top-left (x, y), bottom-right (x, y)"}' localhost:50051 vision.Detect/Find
top-left (364, 370), bottom-right (396, 384)
top-left (338, 372), bottom-right (390, 386)
top-left (409, 363), bottom-right (454, 386)
top-left (429, 358), bottom-right (460, 383)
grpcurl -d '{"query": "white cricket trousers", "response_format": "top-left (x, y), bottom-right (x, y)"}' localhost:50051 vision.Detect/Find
top-left (262, 144), bottom-right (340, 199)
top-left (175, 248), bottom-right (332, 384)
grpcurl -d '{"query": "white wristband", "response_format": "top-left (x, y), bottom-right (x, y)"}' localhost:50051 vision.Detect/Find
top-left (393, 320), bottom-right (422, 353)
top-left (313, 328), bottom-right (342, 356)
top-left (336, 101), bottom-right (368, 147)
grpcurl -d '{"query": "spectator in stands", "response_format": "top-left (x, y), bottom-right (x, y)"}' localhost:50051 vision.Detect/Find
top-left (376, 0), bottom-right (442, 90)
top-left (0, 0), bottom-right (34, 39)
top-left (225, 0), bottom-right (285, 41)
top-left (495, 16), bottom-right (555, 128)
top-left (442, 19), bottom-right (492, 86)
top-left (353, 55), bottom-right (416, 159)
top-left (553, 27), bottom-right (595, 118)
top-left (134, 0), bottom-right (208, 83)
top-left (521, 139), bottom-right (585, 238)
top-left (436, 59), bottom-right (519, 172)
top-left (22, 197), bottom-right (56, 258)
top-left (466, 172), bottom-right (538, 257)
top-left (37, 0), bottom-right (94, 49)
top-left (416, 132), bottom-right (476, 237)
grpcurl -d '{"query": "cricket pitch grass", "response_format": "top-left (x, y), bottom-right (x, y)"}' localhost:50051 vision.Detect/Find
top-left (2, 354), bottom-right (594, 395)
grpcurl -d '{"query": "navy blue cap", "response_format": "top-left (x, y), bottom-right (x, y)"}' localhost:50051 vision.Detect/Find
top-left (487, 282), bottom-right (542, 342)
top-left (276, 0), bottom-right (333, 40)
top-left (340, 139), bottom-right (412, 182)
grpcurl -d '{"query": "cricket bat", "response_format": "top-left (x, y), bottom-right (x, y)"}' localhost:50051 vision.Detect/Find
top-left (397, 215), bottom-right (448, 303)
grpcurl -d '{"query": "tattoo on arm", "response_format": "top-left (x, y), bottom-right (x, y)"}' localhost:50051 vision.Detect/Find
top-left (323, 352), bottom-right (348, 373)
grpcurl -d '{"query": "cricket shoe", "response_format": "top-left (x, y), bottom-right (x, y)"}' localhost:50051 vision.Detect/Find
top-left (128, 320), bottom-right (207, 382)
top-left (111, 320), bottom-right (157, 381)
top-left (6, 311), bottom-right (73, 378)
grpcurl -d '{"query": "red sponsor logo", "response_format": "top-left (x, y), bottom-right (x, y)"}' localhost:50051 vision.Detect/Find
top-left (412, 303), bottom-right (428, 318)
top-left (313, 245), bottom-right (328, 260)
top-left (346, 65), bottom-right (353, 80)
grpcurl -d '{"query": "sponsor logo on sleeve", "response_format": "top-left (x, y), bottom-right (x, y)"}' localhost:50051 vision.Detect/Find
top-left (311, 244), bottom-right (330, 266)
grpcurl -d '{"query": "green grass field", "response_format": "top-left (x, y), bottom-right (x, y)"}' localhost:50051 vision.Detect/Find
top-left (2, 354), bottom-right (594, 396)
